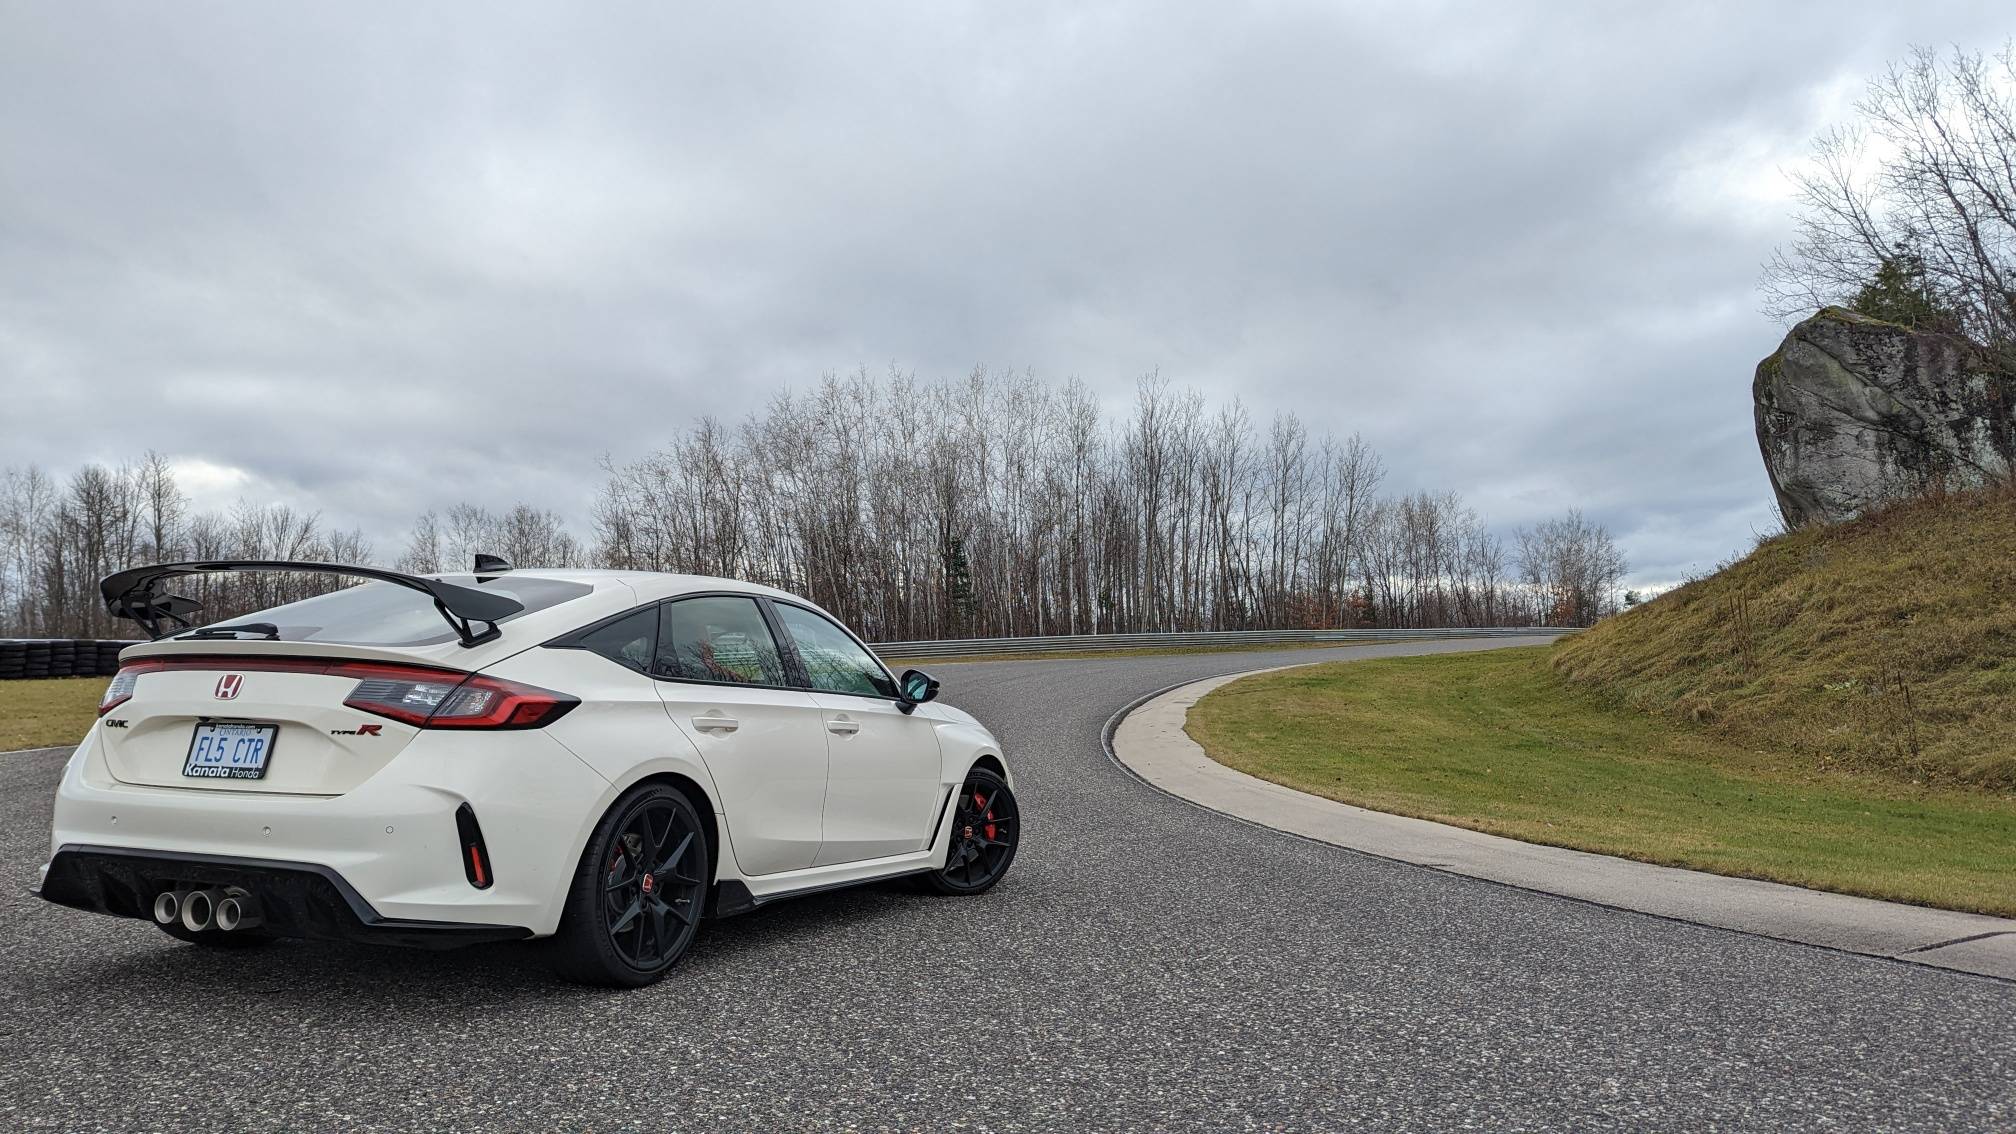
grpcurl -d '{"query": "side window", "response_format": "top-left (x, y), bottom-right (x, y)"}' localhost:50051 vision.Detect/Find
top-left (573, 607), bottom-right (658, 673)
top-left (773, 604), bottom-right (894, 697)
top-left (654, 596), bottom-right (787, 687)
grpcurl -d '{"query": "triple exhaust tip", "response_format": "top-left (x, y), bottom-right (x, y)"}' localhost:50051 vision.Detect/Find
top-left (152, 888), bottom-right (261, 933)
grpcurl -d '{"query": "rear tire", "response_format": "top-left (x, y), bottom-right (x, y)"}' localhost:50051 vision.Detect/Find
top-left (548, 783), bottom-right (709, 988)
top-left (921, 767), bottom-right (1019, 895)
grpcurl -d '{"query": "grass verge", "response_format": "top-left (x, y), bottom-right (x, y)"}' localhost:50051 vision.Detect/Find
top-left (0, 677), bottom-right (103, 752)
top-left (1185, 647), bottom-right (2016, 916)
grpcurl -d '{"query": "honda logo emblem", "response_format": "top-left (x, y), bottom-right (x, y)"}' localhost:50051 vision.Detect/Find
top-left (214, 674), bottom-right (244, 700)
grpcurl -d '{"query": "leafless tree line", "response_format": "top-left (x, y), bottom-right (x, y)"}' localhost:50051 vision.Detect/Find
top-left (1, 372), bottom-right (1626, 640)
top-left (594, 368), bottom-right (1625, 639)
top-left (0, 454), bottom-right (369, 638)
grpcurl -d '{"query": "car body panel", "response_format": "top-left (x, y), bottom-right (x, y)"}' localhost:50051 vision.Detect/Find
top-left (808, 691), bottom-right (944, 867)
top-left (99, 666), bottom-right (426, 795)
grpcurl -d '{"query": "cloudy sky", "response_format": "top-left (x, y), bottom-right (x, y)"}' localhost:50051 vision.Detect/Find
top-left (2, 2), bottom-right (2008, 588)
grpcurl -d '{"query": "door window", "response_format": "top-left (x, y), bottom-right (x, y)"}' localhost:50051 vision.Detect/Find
top-left (655, 596), bottom-right (788, 687)
top-left (573, 608), bottom-right (659, 673)
top-left (773, 603), bottom-right (895, 697)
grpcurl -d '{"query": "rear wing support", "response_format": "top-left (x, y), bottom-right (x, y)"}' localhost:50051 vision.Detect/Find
top-left (99, 560), bottom-right (527, 648)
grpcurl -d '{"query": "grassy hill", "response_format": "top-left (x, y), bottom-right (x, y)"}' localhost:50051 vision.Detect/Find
top-left (1551, 482), bottom-right (2016, 790)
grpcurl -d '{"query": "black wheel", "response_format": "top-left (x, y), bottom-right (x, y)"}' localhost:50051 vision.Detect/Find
top-left (548, 783), bottom-right (709, 988)
top-left (922, 766), bottom-right (1019, 895)
top-left (153, 920), bottom-right (274, 949)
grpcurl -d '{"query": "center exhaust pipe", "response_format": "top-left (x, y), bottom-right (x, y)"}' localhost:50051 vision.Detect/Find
top-left (179, 888), bottom-right (222, 933)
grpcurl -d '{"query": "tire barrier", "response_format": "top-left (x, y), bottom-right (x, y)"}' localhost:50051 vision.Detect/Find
top-left (0, 639), bottom-right (139, 681)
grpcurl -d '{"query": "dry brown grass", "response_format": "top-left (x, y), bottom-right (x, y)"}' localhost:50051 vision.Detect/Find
top-left (0, 677), bottom-right (103, 752)
top-left (1551, 482), bottom-right (2016, 789)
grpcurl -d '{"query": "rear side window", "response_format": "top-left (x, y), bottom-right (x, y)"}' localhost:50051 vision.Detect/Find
top-left (772, 603), bottom-right (894, 697)
top-left (654, 597), bottom-right (787, 687)
top-left (573, 608), bottom-right (658, 673)
top-left (198, 576), bottom-right (594, 647)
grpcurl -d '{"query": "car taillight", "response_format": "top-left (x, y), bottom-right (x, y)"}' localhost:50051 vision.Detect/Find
top-left (99, 666), bottom-right (144, 715)
top-left (99, 659), bottom-right (170, 716)
top-left (341, 666), bottom-right (576, 730)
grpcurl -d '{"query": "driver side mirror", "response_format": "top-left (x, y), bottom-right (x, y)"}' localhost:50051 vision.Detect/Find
top-left (899, 668), bottom-right (940, 704)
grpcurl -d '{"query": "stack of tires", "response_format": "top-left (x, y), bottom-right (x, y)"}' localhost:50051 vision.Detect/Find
top-left (0, 639), bottom-right (136, 680)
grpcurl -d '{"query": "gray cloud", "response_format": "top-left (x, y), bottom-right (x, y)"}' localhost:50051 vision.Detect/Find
top-left (2, 1), bottom-right (2009, 586)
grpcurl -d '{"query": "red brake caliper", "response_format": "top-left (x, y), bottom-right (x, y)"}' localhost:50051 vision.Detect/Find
top-left (976, 791), bottom-right (996, 841)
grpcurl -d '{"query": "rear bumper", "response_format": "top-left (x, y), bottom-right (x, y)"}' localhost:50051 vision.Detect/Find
top-left (37, 845), bottom-right (532, 949)
top-left (50, 726), bottom-right (611, 936)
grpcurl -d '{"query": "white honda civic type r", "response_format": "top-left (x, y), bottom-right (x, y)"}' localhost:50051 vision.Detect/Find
top-left (36, 559), bottom-right (1019, 987)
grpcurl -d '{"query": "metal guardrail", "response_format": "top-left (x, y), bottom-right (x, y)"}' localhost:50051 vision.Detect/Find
top-left (870, 626), bottom-right (1575, 660)
top-left (0, 627), bottom-right (1575, 680)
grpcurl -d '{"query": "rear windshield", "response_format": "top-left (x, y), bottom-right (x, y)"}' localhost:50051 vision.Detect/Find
top-left (182, 576), bottom-right (595, 647)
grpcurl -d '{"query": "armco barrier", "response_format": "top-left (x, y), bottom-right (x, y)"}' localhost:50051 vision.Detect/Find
top-left (0, 639), bottom-right (137, 681)
top-left (0, 627), bottom-right (1576, 680)
top-left (869, 626), bottom-right (1574, 661)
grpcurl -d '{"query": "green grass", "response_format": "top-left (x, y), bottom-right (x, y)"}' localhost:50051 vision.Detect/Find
top-left (0, 677), bottom-right (104, 752)
top-left (1186, 647), bottom-right (2016, 916)
top-left (1552, 483), bottom-right (2016, 788)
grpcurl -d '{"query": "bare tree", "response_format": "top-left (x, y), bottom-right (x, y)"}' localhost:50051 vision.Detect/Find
top-left (1765, 43), bottom-right (2016, 368)
top-left (1516, 510), bottom-right (1627, 627)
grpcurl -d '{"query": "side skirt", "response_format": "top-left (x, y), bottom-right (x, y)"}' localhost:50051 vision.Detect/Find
top-left (710, 866), bottom-right (936, 920)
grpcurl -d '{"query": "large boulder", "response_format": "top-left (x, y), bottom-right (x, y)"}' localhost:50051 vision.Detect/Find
top-left (1755, 307), bottom-right (2014, 527)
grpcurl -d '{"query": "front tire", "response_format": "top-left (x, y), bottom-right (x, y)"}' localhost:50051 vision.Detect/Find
top-left (548, 783), bottom-right (710, 988)
top-left (922, 767), bottom-right (1019, 895)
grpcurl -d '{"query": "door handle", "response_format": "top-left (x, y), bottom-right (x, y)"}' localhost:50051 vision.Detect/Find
top-left (826, 717), bottom-right (861, 736)
top-left (691, 714), bottom-right (740, 733)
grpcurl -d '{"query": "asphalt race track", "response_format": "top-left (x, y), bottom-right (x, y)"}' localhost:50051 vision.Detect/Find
top-left (3, 638), bottom-right (2011, 1131)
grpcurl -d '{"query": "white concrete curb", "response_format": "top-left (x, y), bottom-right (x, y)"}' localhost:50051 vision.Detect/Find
top-left (1111, 666), bottom-right (2016, 982)
top-left (2, 745), bottom-right (73, 760)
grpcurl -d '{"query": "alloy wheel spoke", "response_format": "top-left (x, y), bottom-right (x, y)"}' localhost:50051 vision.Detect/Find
top-left (610, 897), bottom-right (643, 936)
top-left (656, 831), bottom-right (694, 876)
top-left (637, 813), bottom-right (664, 869)
top-left (646, 902), bottom-right (668, 959)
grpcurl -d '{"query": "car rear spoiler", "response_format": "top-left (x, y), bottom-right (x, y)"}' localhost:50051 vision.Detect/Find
top-left (99, 560), bottom-right (526, 648)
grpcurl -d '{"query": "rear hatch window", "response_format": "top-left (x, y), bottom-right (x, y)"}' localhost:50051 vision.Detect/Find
top-left (179, 575), bottom-right (594, 647)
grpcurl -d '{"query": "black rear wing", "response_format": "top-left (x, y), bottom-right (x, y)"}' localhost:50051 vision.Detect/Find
top-left (100, 560), bottom-right (525, 648)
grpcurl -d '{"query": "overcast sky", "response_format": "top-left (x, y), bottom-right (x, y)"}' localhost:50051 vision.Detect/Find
top-left (1, 2), bottom-right (2008, 588)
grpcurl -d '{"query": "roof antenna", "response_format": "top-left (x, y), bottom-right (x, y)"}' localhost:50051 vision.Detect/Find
top-left (473, 554), bottom-right (512, 579)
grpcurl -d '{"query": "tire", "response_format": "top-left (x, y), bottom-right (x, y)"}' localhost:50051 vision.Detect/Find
top-left (154, 920), bottom-right (275, 949)
top-left (920, 766), bottom-right (1020, 895)
top-left (547, 783), bottom-right (710, 988)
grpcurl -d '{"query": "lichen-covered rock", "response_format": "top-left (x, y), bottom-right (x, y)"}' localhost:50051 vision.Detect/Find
top-left (1755, 307), bottom-right (2014, 527)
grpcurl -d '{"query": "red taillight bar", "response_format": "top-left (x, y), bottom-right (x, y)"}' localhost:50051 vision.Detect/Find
top-left (99, 655), bottom-right (575, 731)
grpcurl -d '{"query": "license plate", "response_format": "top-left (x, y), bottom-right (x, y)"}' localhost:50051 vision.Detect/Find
top-left (183, 722), bottom-right (278, 780)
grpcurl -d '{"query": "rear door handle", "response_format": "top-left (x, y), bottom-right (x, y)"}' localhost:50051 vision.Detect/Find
top-left (691, 714), bottom-right (739, 733)
top-left (826, 717), bottom-right (861, 736)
